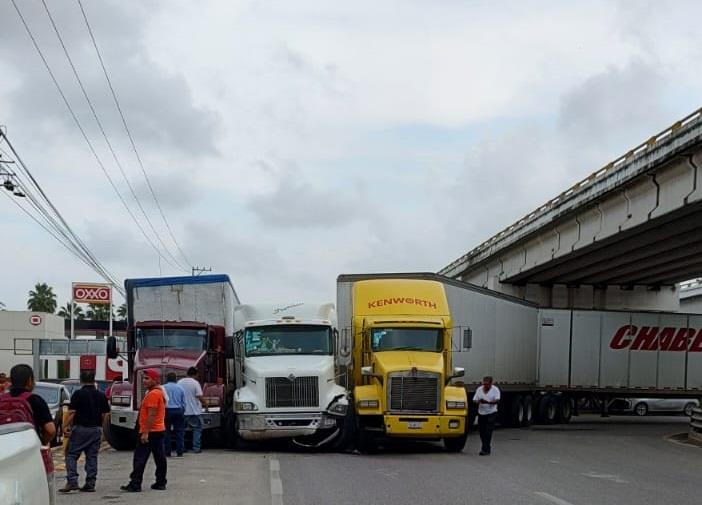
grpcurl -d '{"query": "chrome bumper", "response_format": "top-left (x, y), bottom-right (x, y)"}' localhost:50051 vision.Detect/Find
top-left (237, 412), bottom-right (337, 440)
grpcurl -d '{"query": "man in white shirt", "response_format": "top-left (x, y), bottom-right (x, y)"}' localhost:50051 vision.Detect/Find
top-left (473, 376), bottom-right (500, 456)
top-left (178, 367), bottom-right (207, 454)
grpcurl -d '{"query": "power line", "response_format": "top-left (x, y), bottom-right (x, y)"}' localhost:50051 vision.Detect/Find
top-left (76, 0), bottom-right (193, 269)
top-left (9, 0), bottom-right (185, 274)
top-left (1, 132), bottom-right (124, 295)
top-left (39, 0), bottom-right (189, 273)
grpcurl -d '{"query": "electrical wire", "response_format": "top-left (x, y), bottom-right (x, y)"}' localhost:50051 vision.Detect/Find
top-left (39, 0), bottom-right (189, 273)
top-left (0, 132), bottom-right (124, 295)
top-left (76, 0), bottom-right (193, 269)
top-left (9, 0), bottom-right (185, 274)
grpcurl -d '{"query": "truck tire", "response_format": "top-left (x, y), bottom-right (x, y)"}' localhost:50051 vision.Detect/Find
top-left (443, 432), bottom-right (468, 453)
top-left (356, 418), bottom-right (379, 454)
top-left (537, 395), bottom-right (558, 425)
top-left (329, 409), bottom-right (356, 452)
top-left (684, 402), bottom-right (696, 417)
top-left (508, 395), bottom-right (525, 427)
top-left (104, 421), bottom-right (137, 451)
top-left (521, 396), bottom-right (534, 427)
top-left (556, 397), bottom-right (573, 424)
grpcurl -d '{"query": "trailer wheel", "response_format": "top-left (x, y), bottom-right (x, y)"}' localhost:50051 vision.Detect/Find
top-left (508, 395), bottom-right (525, 427)
top-left (683, 402), bottom-right (696, 417)
top-left (521, 396), bottom-right (533, 427)
top-left (556, 397), bottom-right (573, 424)
top-left (538, 395), bottom-right (558, 425)
top-left (104, 420), bottom-right (137, 451)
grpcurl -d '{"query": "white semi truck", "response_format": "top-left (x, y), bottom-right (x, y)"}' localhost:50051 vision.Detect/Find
top-left (228, 303), bottom-right (351, 449)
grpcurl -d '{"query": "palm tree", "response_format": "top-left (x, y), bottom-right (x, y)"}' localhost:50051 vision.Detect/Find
top-left (85, 303), bottom-right (112, 321)
top-left (27, 283), bottom-right (57, 313)
top-left (57, 303), bottom-right (85, 320)
top-left (0, 301), bottom-right (5, 310)
top-left (117, 303), bottom-right (127, 321)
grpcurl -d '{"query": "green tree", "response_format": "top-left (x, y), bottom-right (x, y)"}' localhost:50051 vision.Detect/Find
top-left (85, 303), bottom-right (112, 321)
top-left (27, 283), bottom-right (57, 313)
top-left (57, 303), bottom-right (85, 320)
top-left (117, 303), bottom-right (127, 321)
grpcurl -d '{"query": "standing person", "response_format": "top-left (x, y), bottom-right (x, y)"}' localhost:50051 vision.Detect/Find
top-left (178, 367), bottom-right (207, 454)
top-left (59, 371), bottom-right (110, 493)
top-left (162, 372), bottom-right (186, 457)
top-left (120, 369), bottom-right (167, 492)
top-left (0, 364), bottom-right (56, 444)
top-left (473, 376), bottom-right (501, 456)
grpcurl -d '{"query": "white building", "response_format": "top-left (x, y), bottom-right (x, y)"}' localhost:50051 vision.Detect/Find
top-left (0, 311), bottom-right (66, 375)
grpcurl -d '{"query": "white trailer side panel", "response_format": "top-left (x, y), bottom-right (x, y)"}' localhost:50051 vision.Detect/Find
top-left (599, 311), bottom-right (631, 388)
top-left (628, 312), bottom-right (658, 388)
top-left (569, 311), bottom-right (601, 387)
top-left (688, 315), bottom-right (702, 390)
top-left (444, 282), bottom-right (537, 386)
top-left (657, 313), bottom-right (688, 389)
top-left (537, 309), bottom-right (571, 387)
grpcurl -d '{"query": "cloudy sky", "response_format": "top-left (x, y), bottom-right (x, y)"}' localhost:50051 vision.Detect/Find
top-left (1, 0), bottom-right (701, 310)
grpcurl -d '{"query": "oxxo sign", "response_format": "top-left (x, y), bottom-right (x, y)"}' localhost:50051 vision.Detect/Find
top-left (72, 283), bottom-right (111, 305)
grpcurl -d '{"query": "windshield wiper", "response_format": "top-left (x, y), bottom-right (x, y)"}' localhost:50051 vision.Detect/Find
top-left (385, 346), bottom-right (429, 351)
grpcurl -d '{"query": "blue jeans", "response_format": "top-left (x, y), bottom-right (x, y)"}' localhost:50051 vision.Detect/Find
top-left (184, 415), bottom-right (202, 452)
top-left (165, 408), bottom-right (185, 456)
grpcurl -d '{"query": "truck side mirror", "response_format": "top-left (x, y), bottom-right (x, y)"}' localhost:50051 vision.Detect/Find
top-left (462, 328), bottom-right (472, 350)
top-left (106, 336), bottom-right (118, 360)
top-left (361, 366), bottom-right (373, 376)
top-left (451, 367), bottom-right (465, 378)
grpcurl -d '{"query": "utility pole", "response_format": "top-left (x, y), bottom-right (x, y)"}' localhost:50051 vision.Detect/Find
top-left (192, 266), bottom-right (212, 277)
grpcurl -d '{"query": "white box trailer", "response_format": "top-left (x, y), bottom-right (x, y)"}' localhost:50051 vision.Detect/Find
top-left (374, 273), bottom-right (702, 427)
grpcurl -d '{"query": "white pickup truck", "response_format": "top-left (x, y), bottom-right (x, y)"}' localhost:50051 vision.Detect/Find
top-left (0, 422), bottom-right (51, 505)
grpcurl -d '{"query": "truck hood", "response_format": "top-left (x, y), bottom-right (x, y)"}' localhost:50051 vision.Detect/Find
top-left (244, 355), bottom-right (334, 379)
top-left (373, 351), bottom-right (444, 375)
top-left (135, 349), bottom-right (205, 371)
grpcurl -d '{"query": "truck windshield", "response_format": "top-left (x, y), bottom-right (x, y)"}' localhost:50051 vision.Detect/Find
top-left (136, 328), bottom-right (207, 351)
top-left (371, 328), bottom-right (442, 352)
top-left (244, 325), bottom-right (332, 356)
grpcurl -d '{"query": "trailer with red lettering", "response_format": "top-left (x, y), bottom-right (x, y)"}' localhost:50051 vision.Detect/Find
top-left (384, 273), bottom-right (702, 428)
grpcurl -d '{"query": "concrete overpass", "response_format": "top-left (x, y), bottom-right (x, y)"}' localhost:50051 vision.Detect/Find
top-left (680, 279), bottom-right (702, 314)
top-left (440, 108), bottom-right (702, 311)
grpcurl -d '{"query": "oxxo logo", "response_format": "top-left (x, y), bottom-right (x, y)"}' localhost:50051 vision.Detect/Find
top-left (73, 283), bottom-right (111, 304)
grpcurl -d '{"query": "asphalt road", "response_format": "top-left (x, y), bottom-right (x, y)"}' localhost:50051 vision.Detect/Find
top-left (55, 416), bottom-right (699, 505)
top-left (278, 415), bottom-right (700, 505)
top-left (54, 447), bottom-right (272, 505)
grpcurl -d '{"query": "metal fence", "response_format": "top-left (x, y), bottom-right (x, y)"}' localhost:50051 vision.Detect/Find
top-left (690, 407), bottom-right (702, 443)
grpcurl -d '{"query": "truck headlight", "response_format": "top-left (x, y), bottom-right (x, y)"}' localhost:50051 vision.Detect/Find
top-left (111, 395), bottom-right (131, 407)
top-left (235, 401), bottom-right (258, 412)
top-left (358, 399), bottom-right (379, 409)
top-left (446, 401), bottom-right (466, 410)
top-left (328, 401), bottom-right (348, 416)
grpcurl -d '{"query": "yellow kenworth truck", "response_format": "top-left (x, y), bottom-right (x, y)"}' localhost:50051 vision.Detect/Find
top-left (336, 274), bottom-right (468, 452)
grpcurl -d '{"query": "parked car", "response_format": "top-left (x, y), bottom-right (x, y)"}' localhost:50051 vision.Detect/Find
top-left (0, 422), bottom-right (51, 504)
top-left (610, 398), bottom-right (699, 417)
top-left (33, 381), bottom-right (71, 446)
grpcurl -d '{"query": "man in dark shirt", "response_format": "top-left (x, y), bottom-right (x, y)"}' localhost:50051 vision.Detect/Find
top-left (60, 370), bottom-right (110, 493)
top-left (6, 364), bottom-right (55, 444)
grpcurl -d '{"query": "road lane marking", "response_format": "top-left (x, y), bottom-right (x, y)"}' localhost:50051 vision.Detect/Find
top-left (581, 471), bottom-right (628, 484)
top-left (534, 492), bottom-right (577, 505)
top-left (270, 457), bottom-right (284, 505)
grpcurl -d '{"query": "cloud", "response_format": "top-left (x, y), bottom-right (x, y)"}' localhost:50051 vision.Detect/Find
top-left (247, 165), bottom-right (366, 228)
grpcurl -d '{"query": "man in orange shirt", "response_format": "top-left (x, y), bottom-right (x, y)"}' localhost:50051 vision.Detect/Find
top-left (120, 368), bottom-right (167, 492)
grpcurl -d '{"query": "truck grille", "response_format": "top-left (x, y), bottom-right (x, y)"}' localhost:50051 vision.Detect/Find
top-left (389, 373), bottom-right (440, 412)
top-left (265, 376), bottom-right (319, 408)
